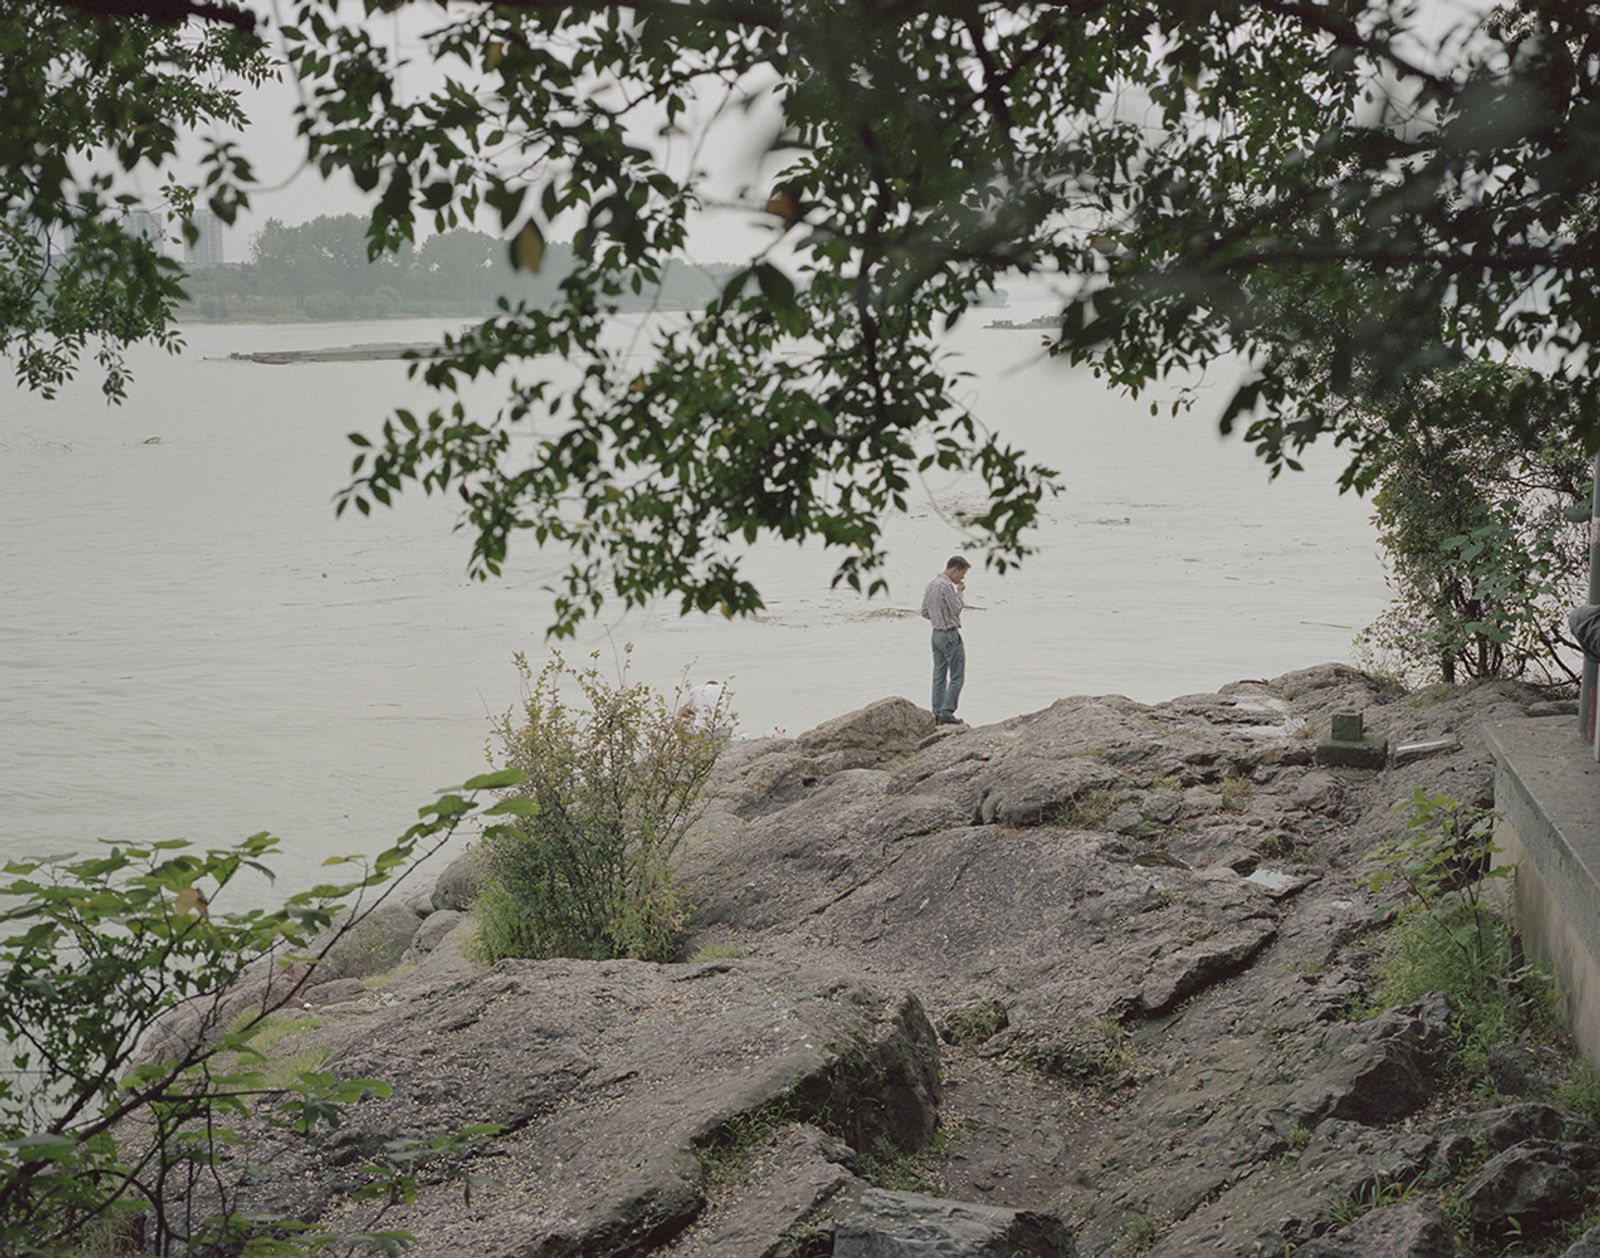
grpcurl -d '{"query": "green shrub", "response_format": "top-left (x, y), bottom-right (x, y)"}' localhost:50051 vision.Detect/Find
top-left (1364, 790), bottom-right (1547, 1085)
top-left (1354, 371), bottom-right (1590, 688)
top-left (0, 777), bottom-right (510, 1255)
top-left (474, 651), bottom-right (725, 963)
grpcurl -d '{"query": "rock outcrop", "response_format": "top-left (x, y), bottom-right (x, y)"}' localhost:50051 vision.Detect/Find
top-left (149, 664), bottom-right (1600, 1256)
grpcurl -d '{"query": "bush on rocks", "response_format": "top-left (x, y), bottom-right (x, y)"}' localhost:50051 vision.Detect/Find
top-left (0, 781), bottom-right (504, 1256)
top-left (474, 651), bottom-right (725, 963)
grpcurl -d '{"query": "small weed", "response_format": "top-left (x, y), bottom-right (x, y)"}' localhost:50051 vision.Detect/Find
top-left (227, 1010), bottom-right (327, 1055)
top-left (1026, 1017), bottom-right (1136, 1081)
top-left (1150, 775), bottom-right (1183, 792)
top-left (1547, 1195), bottom-right (1600, 1251)
top-left (1283, 959), bottom-right (1327, 977)
top-left (1114, 1212), bottom-right (1160, 1256)
top-left (943, 1000), bottom-right (1008, 1046)
top-left (688, 942), bottom-right (746, 963)
top-left (783, 1210), bottom-right (837, 1258)
top-left (1099, 1020), bottom-right (1136, 1076)
top-left (361, 960), bottom-right (416, 991)
top-left (694, 1098), bottom-right (798, 1189)
top-left (1051, 788), bottom-right (1114, 829)
top-left (1259, 833), bottom-right (1297, 860)
top-left (1554, 1061), bottom-right (1600, 1126)
top-left (1218, 776), bottom-right (1250, 812)
top-left (262, 1045), bottom-right (334, 1090)
top-left (1151, 887), bottom-right (1174, 910)
top-left (1287, 1124), bottom-right (1310, 1152)
top-left (1325, 1177), bottom-right (1418, 1229)
top-left (1290, 720), bottom-right (1317, 741)
top-left (858, 1133), bottom-right (945, 1194)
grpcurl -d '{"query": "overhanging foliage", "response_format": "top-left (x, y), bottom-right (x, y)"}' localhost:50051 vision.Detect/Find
top-left (6, 1), bottom-right (1600, 631)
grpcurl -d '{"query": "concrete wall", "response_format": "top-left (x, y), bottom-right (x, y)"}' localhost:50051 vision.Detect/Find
top-left (1491, 818), bottom-right (1600, 1068)
top-left (1487, 719), bottom-right (1600, 1071)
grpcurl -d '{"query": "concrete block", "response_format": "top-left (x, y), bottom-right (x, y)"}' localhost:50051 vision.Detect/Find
top-left (1315, 737), bottom-right (1388, 770)
top-left (1330, 712), bottom-right (1365, 741)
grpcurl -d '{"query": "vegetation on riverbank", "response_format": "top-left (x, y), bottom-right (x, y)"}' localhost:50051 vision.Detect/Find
top-left (176, 216), bottom-right (743, 323)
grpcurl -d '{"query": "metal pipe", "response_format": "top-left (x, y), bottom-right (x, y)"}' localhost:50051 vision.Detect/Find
top-left (1583, 453), bottom-right (1600, 744)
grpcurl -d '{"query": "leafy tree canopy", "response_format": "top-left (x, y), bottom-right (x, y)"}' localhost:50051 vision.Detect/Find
top-left (5, 0), bottom-right (1599, 633)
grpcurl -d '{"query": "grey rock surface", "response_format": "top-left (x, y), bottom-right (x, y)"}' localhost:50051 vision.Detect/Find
top-left (301, 977), bottom-right (367, 1008)
top-left (656, 1124), bottom-right (859, 1257)
top-left (1289, 992), bottom-right (1452, 1126)
top-left (401, 884), bottom-right (435, 918)
top-left (1563, 1224), bottom-right (1600, 1256)
top-left (219, 960), bottom-right (942, 1253)
top-left (795, 696), bottom-right (936, 770)
top-left (1295, 1202), bottom-right (1457, 1257)
top-left (833, 1186), bottom-right (1077, 1257)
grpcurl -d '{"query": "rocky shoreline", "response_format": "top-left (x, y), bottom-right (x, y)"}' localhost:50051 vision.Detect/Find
top-left (173, 664), bottom-right (1600, 1256)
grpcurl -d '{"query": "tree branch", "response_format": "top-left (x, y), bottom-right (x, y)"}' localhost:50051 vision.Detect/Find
top-left (46, 0), bottom-right (258, 31)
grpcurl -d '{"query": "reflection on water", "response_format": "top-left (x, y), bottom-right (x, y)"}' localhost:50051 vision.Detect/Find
top-left (0, 312), bottom-right (1388, 888)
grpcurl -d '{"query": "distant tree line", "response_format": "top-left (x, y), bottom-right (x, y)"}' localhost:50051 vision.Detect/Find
top-left (178, 214), bottom-right (742, 322)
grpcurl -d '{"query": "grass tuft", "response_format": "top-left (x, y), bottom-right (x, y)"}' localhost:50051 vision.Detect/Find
top-left (688, 942), bottom-right (746, 963)
top-left (1050, 788), bottom-right (1114, 829)
top-left (1218, 775), bottom-right (1250, 812)
top-left (943, 1000), bottom-right (1007, 1046)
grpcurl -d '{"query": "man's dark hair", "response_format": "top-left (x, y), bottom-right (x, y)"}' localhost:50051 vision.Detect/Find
top-left (946, 555), bottom-right (971, 571)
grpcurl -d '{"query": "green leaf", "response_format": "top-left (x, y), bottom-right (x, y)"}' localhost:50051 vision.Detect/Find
top-left (483, 797), bottom-right (540, 816)
top-left (509, 221), bottom-right (545, 273)
top-left (463, 768), bottom-right (526, 791)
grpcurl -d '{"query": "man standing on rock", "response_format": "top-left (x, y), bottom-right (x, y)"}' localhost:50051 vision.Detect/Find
top-left (920, 555), bottom-right (970, 725)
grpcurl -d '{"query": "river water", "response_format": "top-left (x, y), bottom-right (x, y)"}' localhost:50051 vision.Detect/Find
top-left (1, 310), bottom-right (1389, 888)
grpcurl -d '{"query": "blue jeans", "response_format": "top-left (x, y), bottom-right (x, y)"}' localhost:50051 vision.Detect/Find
top-left (931, 628), bottom-right (965, 719)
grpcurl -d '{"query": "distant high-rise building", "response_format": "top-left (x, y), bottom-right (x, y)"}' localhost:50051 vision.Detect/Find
top-left (123, 208), bottom-right (164, 250)
top-left (184, 210), bottom-right (224, 269)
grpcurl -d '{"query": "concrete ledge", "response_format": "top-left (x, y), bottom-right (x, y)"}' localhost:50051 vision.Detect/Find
top-left (1485, 719), bottom-right (1600, 1068)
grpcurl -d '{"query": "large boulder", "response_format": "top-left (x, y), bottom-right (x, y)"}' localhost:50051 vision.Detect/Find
top-left (1290, 993), bottom-right (1451, 1127)
top-left (429, 844), bottom-right (488, 912)
top-left (1461, 1138), bottom-right (1599, 1231)
top-left (796, 697), bottom-right (935, 770)
top-left (403, 907), bottom-right (464, 962)
top-left (210, 960), bottom-right (942, 1254)
top-left (313, 900), bottom-right (420, 982)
